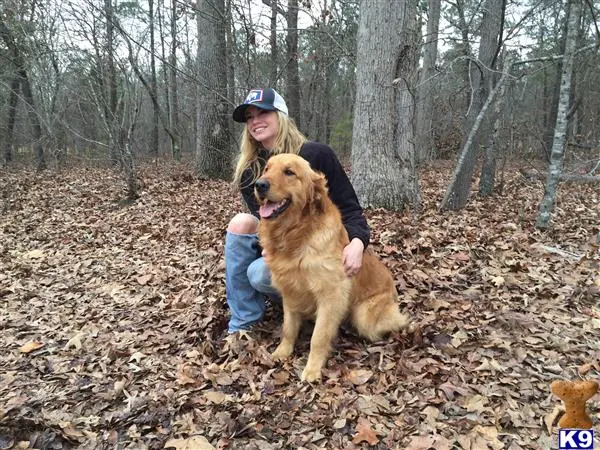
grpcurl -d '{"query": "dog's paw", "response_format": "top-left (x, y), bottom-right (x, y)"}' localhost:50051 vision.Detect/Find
top-left (301, 366), bottom-right (322, 383)
top-left (271, 344), bottom-right (293, 361)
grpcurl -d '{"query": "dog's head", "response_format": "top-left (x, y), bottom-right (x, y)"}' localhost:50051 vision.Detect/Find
top-left (254, 153), bottom-right (327, 220)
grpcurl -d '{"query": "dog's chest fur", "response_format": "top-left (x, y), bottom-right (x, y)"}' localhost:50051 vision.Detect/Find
top-left (267, 225), bottom-right (351, 316)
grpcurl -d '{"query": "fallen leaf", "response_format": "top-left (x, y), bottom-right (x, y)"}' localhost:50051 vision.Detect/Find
top-left (491, 275), bottom-right (505, 286)
top-left (471, 425), bottom-right (503, 450)
top-left (578, 363), bottom-right (593, 375)
top-left (462, 394), bottom-right (488, 413)
top-left (215, 373), bottom-right (234, 386)
top-left (176, 364), bottom-right (197, 385)
top-left (352, 418), bottom-right (379, 445)
top-left (129, 351), bottom-right (145, 363)
top-left (25, 249), bottom-right (45, 259)
top-left (114, 380), bottom-right (126, 395)
top-left (544, 404), bottom-right (562, 433)
top-left (332, 418), bottom-right (346, 429)
top-left (347, 369), bottom-right (373, 385)
top-left (204, 390), bottom-right (231, 404)
top-left (59, 422), bottom-right (85, 439)
top-left (186, 350), bottom-right (200, 358)
top-left (136, 273), bottom-right (153, 285)
top-left (19, 341), bottom-right (44, 353)
top-left (64, 334), bottom-right (83, 350)
top-left (164, 435), bottom-right (214, 450)
top-left (451, 330), bottom-right (469, 347)
top-left (405, 435), bottom-right (452, 450)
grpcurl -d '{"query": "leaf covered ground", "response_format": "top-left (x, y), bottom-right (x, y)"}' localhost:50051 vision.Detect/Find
top-left (1, 162), bottom-right (599, 450)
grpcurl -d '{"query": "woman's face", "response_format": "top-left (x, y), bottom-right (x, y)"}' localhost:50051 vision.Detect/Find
top-left (245, 106), bottom-right (279, 150)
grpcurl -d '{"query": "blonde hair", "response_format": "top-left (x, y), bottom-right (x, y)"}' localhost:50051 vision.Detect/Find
top-left (233, 111), bottom-right (307, 189)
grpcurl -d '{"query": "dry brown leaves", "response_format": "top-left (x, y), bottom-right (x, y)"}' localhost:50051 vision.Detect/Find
top-left (0, 161), bottom-right (598, 449)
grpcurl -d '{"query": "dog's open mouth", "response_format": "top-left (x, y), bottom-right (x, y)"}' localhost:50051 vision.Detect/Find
top-left (259, 199), bottom-right (290, 219)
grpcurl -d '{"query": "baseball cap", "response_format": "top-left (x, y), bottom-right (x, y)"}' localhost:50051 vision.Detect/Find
top-left (232, 88), bottom-right (289, 123)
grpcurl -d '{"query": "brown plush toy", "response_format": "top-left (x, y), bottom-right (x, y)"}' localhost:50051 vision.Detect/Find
top-left (551, 380), bottom-right (599, 429)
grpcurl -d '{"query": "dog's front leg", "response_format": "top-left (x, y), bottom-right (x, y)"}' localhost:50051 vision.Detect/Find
top-left (302, 306), bottom-right (345, 382)
top-left (271, 305), bottom-right (302, 361)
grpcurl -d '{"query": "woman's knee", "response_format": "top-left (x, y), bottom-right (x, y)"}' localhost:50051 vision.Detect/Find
top-left (227, 213), bottom-right (259, 234)
top-left (247, 258), bottom-right (272, 292)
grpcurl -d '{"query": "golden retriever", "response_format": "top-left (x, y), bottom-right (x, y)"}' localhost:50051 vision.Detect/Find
top-left (254, 154), bottom-right (409, 382)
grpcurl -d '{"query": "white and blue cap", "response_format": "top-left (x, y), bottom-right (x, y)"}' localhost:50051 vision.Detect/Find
top-left (232, 88), bottom-right (288, 123)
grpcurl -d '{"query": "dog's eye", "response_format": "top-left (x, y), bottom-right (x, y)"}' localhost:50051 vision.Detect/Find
top-left (284, 168), bottom-right (295, 176)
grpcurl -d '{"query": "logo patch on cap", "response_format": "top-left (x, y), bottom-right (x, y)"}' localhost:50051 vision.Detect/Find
top-left (245, 89), bottom-right (263, 104)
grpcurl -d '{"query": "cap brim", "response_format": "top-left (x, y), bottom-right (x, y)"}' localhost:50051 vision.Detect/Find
top-left (232, 103), bottom-right (277, 122)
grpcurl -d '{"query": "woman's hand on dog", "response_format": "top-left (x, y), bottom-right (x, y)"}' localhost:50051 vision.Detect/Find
top-left (343, 238), bottom-right (364, 277)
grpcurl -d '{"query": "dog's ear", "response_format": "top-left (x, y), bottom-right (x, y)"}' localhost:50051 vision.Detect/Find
top-left (309, 170), bottom-right (327, 213)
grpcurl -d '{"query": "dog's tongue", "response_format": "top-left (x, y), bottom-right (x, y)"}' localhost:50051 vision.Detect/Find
top-left (259, 201), bottom-right (279, 219)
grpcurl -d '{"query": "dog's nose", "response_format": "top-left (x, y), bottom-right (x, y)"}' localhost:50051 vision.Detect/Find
top-left (254, 179), bottom-right (270, 196)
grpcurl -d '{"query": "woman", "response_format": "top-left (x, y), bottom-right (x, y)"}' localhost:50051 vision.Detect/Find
top-left (225, 88), bottom-right (370, 333)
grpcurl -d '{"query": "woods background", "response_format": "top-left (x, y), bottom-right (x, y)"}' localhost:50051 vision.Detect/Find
top-left (1, 1), bottom-right (600, 448)
top-left (1, 0), bottom-right (599, 222)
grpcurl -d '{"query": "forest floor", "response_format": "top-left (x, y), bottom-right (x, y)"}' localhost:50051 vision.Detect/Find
top-left (0, 160), bottom-right (599, 450)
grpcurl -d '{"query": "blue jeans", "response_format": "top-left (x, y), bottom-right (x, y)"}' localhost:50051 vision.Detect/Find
top-left (225, 231), bottom-right (279, 332)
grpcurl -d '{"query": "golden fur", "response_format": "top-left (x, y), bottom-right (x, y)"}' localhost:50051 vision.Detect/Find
top-left (256, 154), bottom-right (409, 382)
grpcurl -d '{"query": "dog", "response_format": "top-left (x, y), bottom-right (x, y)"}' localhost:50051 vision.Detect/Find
top-left (254, 153), bottom-right (409, 382)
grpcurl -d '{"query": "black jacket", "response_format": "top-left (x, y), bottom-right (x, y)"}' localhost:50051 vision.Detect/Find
top-left (240, 141), bottom-right (370, 248)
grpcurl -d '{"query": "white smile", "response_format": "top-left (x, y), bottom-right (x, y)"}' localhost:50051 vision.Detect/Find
top-left (254, 127), bottom-right (266, 133)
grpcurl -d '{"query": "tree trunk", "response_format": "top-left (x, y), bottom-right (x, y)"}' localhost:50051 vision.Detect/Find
top-left (148, 0), bottom-right (159, 157)
top-left (158, 0), bottom-right (171, 140)
top-left (453, 0), bottom-right (472, 118)
top-left (441, 57), bottom-right (512, 210)
top-left (226, 0), bottom-right (236, 107)
top-left (536, 0), bottom-right (582, 229)
top-left (351, 0), bottom-right (419, 210)
top-left (269, 0), bottom-right (278, 87)
top-left (122, 97), bottom-right (139, 202)
top-left (2, 76), bottom-right (20, 164)
top-left (285, 0), bottom-right (301, 127)
top-left (443, 0), bottom-right (504, 209)
top-left (105, 0), bottom-right (119, 165)
top-left (479, 62), bottom-right (506, 196)
top-left (415, 0), bottom-right (441, 164)
top-left (0, 19), bottom-right (45, 171)
top-left (195, 0), bottom-right (231, 179)
top-left (169, 0), bottom-right (181, 160)
top-left (20, 69), bottom-right (46, 171)
top-left (477, 0), bottom-right (506, 196)
top-left (543, 1), bottom-right (571, 159)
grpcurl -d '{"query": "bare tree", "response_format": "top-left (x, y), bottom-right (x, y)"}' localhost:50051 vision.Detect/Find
top-left (195, 0), bottom-right (231, 179)
top-left (2, 76), bottom-right (20, 165)
top-left (536, 0), bottom-right (582, 229)
top-left (0, 18), bottom-right (46, 171)
top-left (268, 0), bottom-right (279, 87)
top-left (285, 0), bottom-right (301, 124)
top-left (351, 0), bottom-right (419, 210)
top-left (441, 0), bottom-right (504, 209)
top-left (415, 0), bottom-right (441, 164)
top-left (104, 0), bottom-right (119, 165)
top-left (169, 0), bottom-right (181, 160)
top-left (477, 0), bottom-right (505, 196)
top-left (148, 0), bottom-right (160, 156)
top-left (441, 57), bottom-right (513, 210)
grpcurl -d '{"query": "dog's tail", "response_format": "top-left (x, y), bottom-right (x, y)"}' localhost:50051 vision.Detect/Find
top-left (351, 295), bottom-right (409, 341)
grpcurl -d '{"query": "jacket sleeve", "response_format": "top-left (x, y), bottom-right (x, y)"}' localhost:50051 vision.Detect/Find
top-left (307, 144), bottom-right (370, 248)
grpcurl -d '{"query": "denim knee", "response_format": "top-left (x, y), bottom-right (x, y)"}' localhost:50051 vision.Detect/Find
top-left (247, 258), bottom-right (278, 295)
